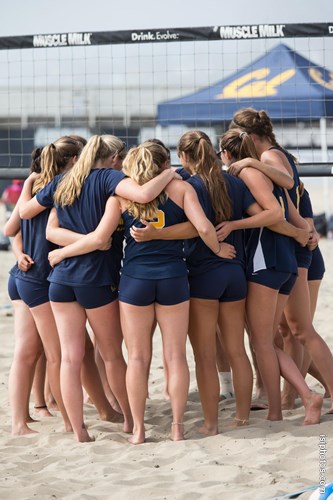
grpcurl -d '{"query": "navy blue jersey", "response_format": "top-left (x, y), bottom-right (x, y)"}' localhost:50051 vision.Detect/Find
top-left (121, 198), bottom-right (187, 280)
top-left (245, 184), bottom-right (297, 275)
top-left (299, 189), bottom-right (313, 218)
top-left (184, 173), bottom-right (255, 275)
top-left (36, 168), bottom-right (126, 287)
top-left (14, 210), bottom-right (57, 284)
top-left (268, 146), bottom-right (311, 265)
top-left (268, 146), bottom-right (301, 212)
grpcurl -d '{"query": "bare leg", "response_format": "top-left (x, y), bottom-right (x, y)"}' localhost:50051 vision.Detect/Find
top-left (308, 362), bottom-right (329, 396)
top-left (279, 313), bottom-right (304, 409)
top-left (246, 283), bottom-right (283, 421)
top-left (44, 372), bottom-right (58, 411)
top-left (216, 327), bottom-right (234, 400)
top-left (188, 298), bottom-right (220, 435)
top-left (272, 292), bottom-right (323, 425)
top-left (246, 322), bottom-right (267, 403)
top-left (81, 329), bottom-right (123, 423)
top-left (30, 302), bottom-right (72, 432)
top-left (284, 268), bottom-right (333, 411)
top-left (32, 352), bottom-right (53, 417)
top-left (51, 301), bottom-right (93, 442)
top-left (305, 279), bottom-right (328, 395)
top-left (9, 300), bottom-right (42, 435)
top-left (93, 344), bottom-right (122, 413)
top-left (162, 348), bottom-right (170, 401)
top-left (156, 301), bottom-right (190, 441)
top-left (275, 347), bottom-right (322, 425)
top-left (87, 300), bottom-right (133, 433)
top-left (280, 275), bottom-right (325, 406)
top-left (120, 302), bottom-right (155, 445)
top-left (218, 300), bottom-right (253, 425)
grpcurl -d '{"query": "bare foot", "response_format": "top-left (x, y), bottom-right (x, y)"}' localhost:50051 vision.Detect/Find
top-left (75, 424), bottom-right (95, 443)
top-left (12, 424), bottom-right (38, 436)
top-left (34, 406), bottom-right (54, 418)
top-left (100, 409), bottom-right (124, 424)
top-left (75, 431), bottom-right (95, 443)
top-left (171, 422), bottom-right (185, 441)
top-left (198, 422), bottom-right (219, 436)
top-left (128, 426), bottom-right (145, 445)
top-left (303, 393), bottom-right (323, 425)
top-left (233, 417), bottom-right (249, 427)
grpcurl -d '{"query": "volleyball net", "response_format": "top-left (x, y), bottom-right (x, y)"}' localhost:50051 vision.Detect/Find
top-left (0, 22), bottom-right (333, 179)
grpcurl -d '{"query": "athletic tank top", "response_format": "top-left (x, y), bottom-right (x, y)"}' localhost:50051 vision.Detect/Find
top-left (268, 146), bottom-right (311, 264)
top-left (121, 197), bottom-right (187, 280)
top-left (184, 173), bottom-right (255, 275)
top-left (245, 183), bottom-right (297, 274)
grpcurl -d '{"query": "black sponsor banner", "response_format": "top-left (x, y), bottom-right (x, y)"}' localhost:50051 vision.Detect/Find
top-left (0, 23), bottom-right (332, 50)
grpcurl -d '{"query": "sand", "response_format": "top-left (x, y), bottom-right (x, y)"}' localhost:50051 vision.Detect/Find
top-left (0, 236), bottom-right (332, 500)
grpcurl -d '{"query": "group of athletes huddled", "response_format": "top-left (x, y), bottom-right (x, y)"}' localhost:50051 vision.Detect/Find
top-left (4, 107), bottom-right (331, 444)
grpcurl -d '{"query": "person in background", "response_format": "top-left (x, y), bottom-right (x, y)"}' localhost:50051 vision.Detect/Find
top-left (1, 179), bottom-right (24, 218)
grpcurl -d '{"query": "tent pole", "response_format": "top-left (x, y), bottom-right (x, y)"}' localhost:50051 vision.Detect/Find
top-left (320, 117), bottom-right (331, 219)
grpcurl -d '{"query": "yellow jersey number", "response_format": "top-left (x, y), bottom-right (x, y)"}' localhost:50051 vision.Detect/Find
top-left (149, 210), bottom-right (165, 229)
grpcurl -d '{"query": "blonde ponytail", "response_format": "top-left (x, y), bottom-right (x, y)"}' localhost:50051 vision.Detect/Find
top-left (122, 142), bottom-right (168, 220)
top-left (32, 136), bottom-right (84, 196)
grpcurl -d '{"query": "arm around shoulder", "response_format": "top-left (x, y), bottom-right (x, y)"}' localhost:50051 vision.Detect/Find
top-left (115, 168), bottom-right (176, 203)
top-left (19, 174), bottom-right (46, 219)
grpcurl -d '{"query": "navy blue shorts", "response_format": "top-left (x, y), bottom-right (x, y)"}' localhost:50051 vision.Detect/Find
top-left (308, 246), bottom-right (325, 281)
top-left (49, 283), bottom-right (118, 309)
top-left (118, 274), bottom-right (189, 306)
top-left (8, 274), bottom-right (21, 301)
top-left (247, 269), bottom-right (297, 295)
top-left (189, 264), bottom-right (247, 302)
top-left (15, 277), bottom-right (50, 308)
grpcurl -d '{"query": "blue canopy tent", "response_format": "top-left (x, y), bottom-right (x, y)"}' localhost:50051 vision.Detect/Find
top-left (157, 43), bottom-right (333, 125)
top-left (157, 43), bottom-right (333, 216)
